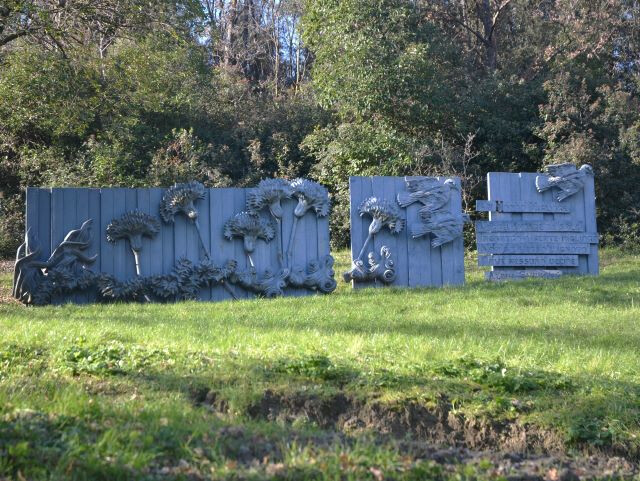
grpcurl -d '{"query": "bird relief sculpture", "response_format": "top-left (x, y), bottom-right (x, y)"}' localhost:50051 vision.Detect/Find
top-left (13, 220), bottom-right (98, 305)
top-left (535, 163), bottom-right (593, 202)
top-left (343, 197), bottom-right (404, 284)
top-left (397, 176), bottom-right (463, 247)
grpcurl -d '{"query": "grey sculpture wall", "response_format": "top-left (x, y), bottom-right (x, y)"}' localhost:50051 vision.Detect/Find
top-left (23, 185), bottom-right (332, 303)
top-left (476, 166), bottom-right (598, 280)
top-left (346, 176), bottom-right (465, 288)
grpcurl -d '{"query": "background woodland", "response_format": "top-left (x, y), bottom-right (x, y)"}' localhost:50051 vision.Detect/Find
top-left (1, 0), bottom-right (639, 255)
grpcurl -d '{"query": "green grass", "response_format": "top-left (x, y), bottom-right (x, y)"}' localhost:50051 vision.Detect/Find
top-left (1, 249), bottom-right (639, 480)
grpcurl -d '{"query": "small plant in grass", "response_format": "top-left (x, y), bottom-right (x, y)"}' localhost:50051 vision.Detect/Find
top-left (271, 355), bottom-right (353, 382)
top-left (59, 340), bottom-right (174, 376)
top-left (433, 357), bottom-right (573, 394)
top-left (567, 417), bottom-right (615, 447)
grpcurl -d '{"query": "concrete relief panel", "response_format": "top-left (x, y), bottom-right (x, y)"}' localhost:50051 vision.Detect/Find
top-left (345, 176), bottom-right (465, 288)
top-left (14, 180), bottom-right (336, 305)
top-left (476, 164), bottom-right (599, 281)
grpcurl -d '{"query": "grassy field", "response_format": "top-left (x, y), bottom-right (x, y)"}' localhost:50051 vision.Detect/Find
top-left (0, 250), bottom-right (639, 480)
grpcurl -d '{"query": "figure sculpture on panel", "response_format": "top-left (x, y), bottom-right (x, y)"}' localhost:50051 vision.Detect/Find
top-left (397, 176), bottom-right (463, 248)
top-left (13, 220), bottom-right (98, 305)
top-left (535, 163), bottom-right (593, 202)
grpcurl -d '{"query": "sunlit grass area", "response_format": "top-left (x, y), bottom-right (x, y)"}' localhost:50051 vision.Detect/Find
top-left (0, 249), bottom-right (639, 479)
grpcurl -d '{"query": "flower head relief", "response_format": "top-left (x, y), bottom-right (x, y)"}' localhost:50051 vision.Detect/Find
top-left (285, 178), bottom-right (330, 268)
top-left (106, 211), bottom-right (160, 284)
top-left (246, 179), bottom-right (293, 219)
top-left (224, 212), bottom-right (276, 255)
top-left (359, 197), bottom-right (405, 235)
top-left (107, 211), bottom-right (161, 252)
top-left (290, 178), bottom-right (330, 218)
top-left (159, 181), bottom-right (211, 259)
top-left (160, 181), bottom-right (206, 223)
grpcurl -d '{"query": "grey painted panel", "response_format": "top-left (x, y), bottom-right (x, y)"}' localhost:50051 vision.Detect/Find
top-left (149, 188), bottom-right (166, 276)
top-left (390, 176), bottom-right (409, 286)
top-left (211, 187), bottom-right (230, 301)
top-left (86, 188), bottom-right (101, 303)
top-left (75, 188), bottom-right (90, 303)
top-left (232, 188), bottom-right (250, 299)
top-left (100, 189), bottom-right (115, 276)
top-left (480, 168), bottom-right (598, 279)
top-left (26, 188), bottom-right (39, 249)
top-left (475, 220), bottom-right (585, 232)
top-left (37, 188), bottom-right (51, 261)
top-left (478, 255), bottom-right (579, 267)
top-left (113, 188), bottom-right (128, 281)
top-left (21, 183), bottom-right (333, 304)
top-left (197, 188), bottom-right (212, 300)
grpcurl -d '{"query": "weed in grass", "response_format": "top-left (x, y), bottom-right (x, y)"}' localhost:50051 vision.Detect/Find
top-left (0, 344), bottom-right (47, 379)
top-left (270, 355), bottom-right (355, 382)
top-left (567, 416), bottom-right (615, 447)
top-left (433, 357), bottom-right (574, 394)
top-left (59, 338), bottom-right (175, 376)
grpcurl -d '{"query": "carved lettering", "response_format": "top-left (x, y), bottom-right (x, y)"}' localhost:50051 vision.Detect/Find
top-left (476, 200), bottom-right (570, 213)
top-left (477, 243), bottom-right (590, 254)
top-left (475, 220), bottom-right (585, 232)
top-left (477, 233), bottom-right (599, 244)
top-left (485, 270), bottom-right (564, 281)
top-left (478, 255), bottom-right (579, 266)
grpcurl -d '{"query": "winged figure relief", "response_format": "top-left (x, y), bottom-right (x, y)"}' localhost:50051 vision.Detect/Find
top-left (535, 163), bottom-right (593, 202)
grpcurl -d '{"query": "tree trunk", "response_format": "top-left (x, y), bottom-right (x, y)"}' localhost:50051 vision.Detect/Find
top-left (224, 0), bottom-right (237, 67)
top-left (475, 0), bottom-right (498, 70)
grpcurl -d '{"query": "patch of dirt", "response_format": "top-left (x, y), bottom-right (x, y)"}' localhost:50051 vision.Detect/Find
top-left (198, 389), bottom-right (639, 480)
top-left (245, 390), bottom-right (568, 454)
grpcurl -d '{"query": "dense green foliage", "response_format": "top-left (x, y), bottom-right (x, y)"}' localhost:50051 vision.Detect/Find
top-left (1, 0), bottom-right (639, 255)
top-left (303, 0), bottom-right (640, 242)
top-left (0, 250), bottom-right (639, 478)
